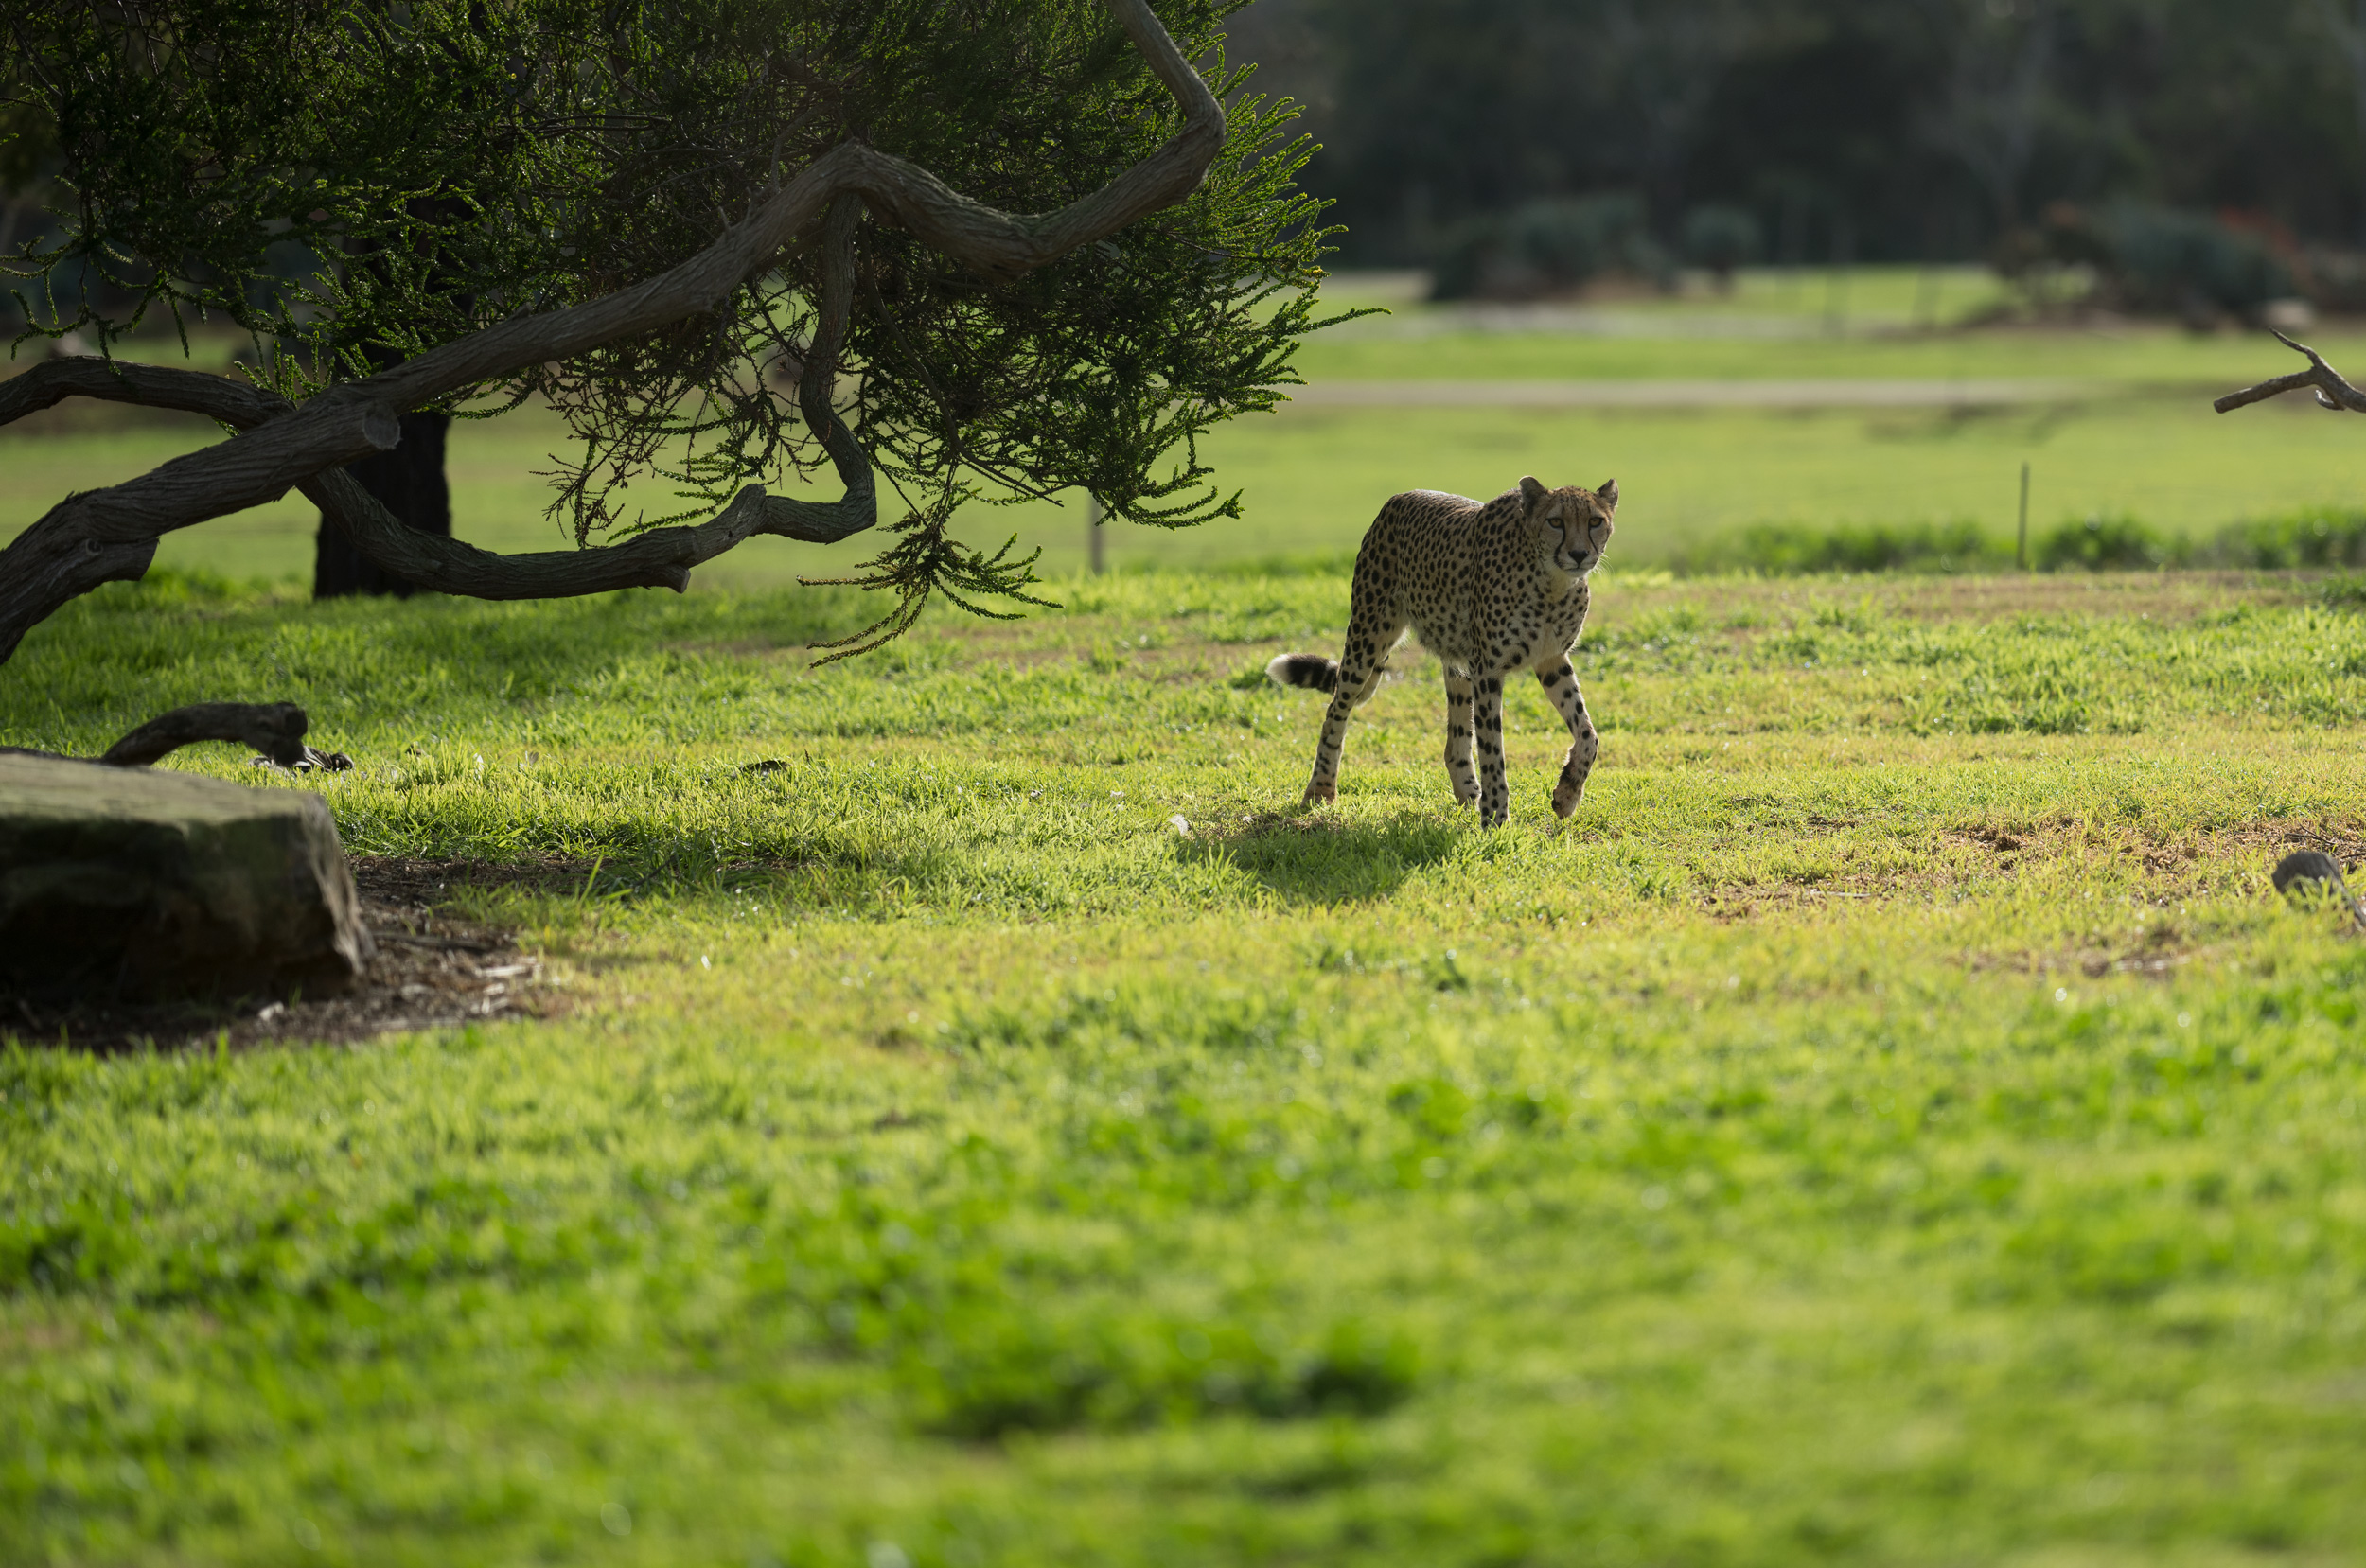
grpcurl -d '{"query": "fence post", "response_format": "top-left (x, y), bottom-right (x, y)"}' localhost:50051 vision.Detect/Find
top-left (2017, 461), bottom-right (2031, 572)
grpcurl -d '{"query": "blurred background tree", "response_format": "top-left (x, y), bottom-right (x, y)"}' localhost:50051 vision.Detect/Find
top-left (1227, 0), bottom-right (2366, 310)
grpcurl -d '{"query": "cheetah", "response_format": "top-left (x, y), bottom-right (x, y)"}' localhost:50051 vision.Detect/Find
top-left (1266, 474), bottom-right (1617, 828)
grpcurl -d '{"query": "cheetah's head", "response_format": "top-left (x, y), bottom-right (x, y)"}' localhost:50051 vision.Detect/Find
top-left (1520, 475), bottom-right (1617, 576)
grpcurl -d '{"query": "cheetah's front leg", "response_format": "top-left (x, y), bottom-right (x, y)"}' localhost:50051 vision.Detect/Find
top-left (1535, 656), bottom-right (1599, 819)
top-left (1474, 674), bottom-right (1510, 827)
top-left (1442, 670), bottom-right (1479, 806)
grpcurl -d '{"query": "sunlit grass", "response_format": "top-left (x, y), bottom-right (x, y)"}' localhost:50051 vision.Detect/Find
top-left (13, 388), bottom-right (2366, 590)
top-left (5, 569), bottom-right (2366, 1564)
top-left (13, 269), bottom-right (2365, 588)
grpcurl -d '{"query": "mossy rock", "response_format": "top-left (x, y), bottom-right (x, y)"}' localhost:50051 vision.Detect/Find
top-left (0, 754), bottom-right (372, 1001)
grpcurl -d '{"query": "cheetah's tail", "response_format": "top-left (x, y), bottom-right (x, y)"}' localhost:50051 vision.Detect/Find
top-left (1265, 653), bottom-right (1340, 693)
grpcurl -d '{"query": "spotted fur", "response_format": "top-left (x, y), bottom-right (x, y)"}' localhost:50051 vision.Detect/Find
top-left (1266, 474), bottom-right (1617, 827)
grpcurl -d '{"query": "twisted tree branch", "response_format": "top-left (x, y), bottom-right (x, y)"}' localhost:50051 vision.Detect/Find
top-left (0, 0), bottom-right (1223, 664)
top-left (2214, 329), bottom-right (2366, 414)
top-left (0, 700), bottom-right (347, 769)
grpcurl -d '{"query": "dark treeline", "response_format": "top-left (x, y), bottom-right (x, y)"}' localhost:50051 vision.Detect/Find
top-left (1233, 0), bottom-right (2366, 273)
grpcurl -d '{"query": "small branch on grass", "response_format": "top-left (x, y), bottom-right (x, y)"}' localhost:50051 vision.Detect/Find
top-left (2271, 850), bottom-right (2366, 931)
top-left (2214, 330), bottom-right (2366, 414)
top-left (0, 0), bottom-right (1223, 666)
top-left (0, 701), bottom-right (350, 769)
top-left (102, 702), bottom-right (350, 769)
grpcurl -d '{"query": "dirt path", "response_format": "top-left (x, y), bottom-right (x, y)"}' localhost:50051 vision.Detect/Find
top-left (1288, 377), bottom-right (2110, 408)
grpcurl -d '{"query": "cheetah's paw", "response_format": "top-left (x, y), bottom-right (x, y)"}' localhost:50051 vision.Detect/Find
top-left (1301, 781), bottom-right (1337, 806)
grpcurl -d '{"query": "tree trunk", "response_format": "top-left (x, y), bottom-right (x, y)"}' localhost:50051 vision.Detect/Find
top-left (313, 411), bottom-right (452, 598)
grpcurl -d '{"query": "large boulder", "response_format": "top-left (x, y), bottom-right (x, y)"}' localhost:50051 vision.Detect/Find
top-left (0, 753), bottom-right (374, 1000)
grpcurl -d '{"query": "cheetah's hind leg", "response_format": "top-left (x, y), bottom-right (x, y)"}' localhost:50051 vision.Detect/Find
top-left (1442, 669), bottom-right (1479, 806)
top-left (1473, 673), bottom-right (1510, 827)
top-left (1300, 619), bottom-right (1405, 807)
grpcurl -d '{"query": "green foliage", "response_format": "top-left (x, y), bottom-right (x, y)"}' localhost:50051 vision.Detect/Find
top-left (1681, 203), bottom-right (1762, 275)
top-left (1252, 0), bottom-right (2366, 273)
top-left (1677, 518), bottom-right (2005, 576)
top-left (6, 0), bottom-right (1351, 633)
top-left (2322, 572), bottom-right (2366, 609)
top-left (2030, 202), bottom-right (2300, 318)
top-left (1430, 194), bottom-right (1672, 301)
top-left (0, 87), bottom-right (53, 197)
top-left (2034, 511), bottom-right (2172, 572)
top-left (1660, 506), bottom-right (2366, 582)
top-left (2207, 505), bottom-right (2366, 572)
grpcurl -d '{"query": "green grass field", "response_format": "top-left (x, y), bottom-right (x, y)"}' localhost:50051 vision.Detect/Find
top-left (20, 392), bottom-right (2366, 585)
top-left (7, 566), bottom-right (2366, 1565)
top-left (11, 267), bottom-right (2366, 586)
top-left (8, 269), bottom-right (2366, 1564)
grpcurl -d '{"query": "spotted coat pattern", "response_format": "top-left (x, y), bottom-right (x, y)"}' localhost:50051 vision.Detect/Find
top-left (1266, 474), bottom-right (1617, 827)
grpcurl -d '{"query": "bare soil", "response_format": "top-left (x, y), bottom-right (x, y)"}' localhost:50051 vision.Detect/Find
top-left (2, 856), bottom-right (563, 1053)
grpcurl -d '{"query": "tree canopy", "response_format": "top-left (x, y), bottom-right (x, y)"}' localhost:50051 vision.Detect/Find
top-left (2, 0), bottom-right (1340, 657)
top-left (1234, 0), bottom-right (2366, 269)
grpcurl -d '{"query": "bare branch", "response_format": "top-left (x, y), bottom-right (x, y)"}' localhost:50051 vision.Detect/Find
top-left (0, 701), bottom-right (347, 769)
top-left (2215, 330), bottom-right (2366, 414)
top-left (0, 354), bottom-right (291, 428)
top-left (99, 702), bottom-right (346, 768)
top-left (0, 346), bottom-right (868, 608)
top-left (0, 0), bottom-right (1223, 662)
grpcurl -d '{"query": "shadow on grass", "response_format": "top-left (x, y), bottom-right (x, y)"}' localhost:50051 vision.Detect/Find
top-left (374, 838), bottom-right (958, 916)
top-left (0, 571), bottom-right (881, 757)
top-left (1193, 809), bottom-right (1466, 903)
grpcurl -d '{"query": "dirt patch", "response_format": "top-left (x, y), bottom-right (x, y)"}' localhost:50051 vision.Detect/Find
top-left (1970, 929), bottom-right (2209, 980)
top-left (930, 621), bottom-right (1302, 683)
top-left (1700, 883), bottom-right (1880, 921)
top-left (2, 856), bottom-right (564, 1053)
top-left (1603, 571), bottom-right (2324, 628)
top-left (354, 854), bottom-right (598, 903)
top-left (2232, 820), bottom-right (2366, 865)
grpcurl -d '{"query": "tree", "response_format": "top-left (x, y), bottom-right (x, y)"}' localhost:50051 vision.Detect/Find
top-left (1594, 0), bottom-right (1751, 238)
top-left (2315, 0), bottom-right (2366, 247)
top-left (1918, 0), bottom-right (2057, 242)
top-left (0, 0), bottom-right (1338, 665)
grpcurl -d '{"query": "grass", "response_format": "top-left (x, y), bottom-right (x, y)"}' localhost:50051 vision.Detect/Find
top-left (1291, 315), bottom-right (2366, 386)
top-left (13, 380), bottom-right (2366, 588)
top-left (12, 266), bottom-right (2366, 587)
top-left (6, 567), bottom-right (2366, 1565)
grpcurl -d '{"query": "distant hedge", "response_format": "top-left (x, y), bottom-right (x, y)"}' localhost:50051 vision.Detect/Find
top-left (1660, 506), bottom-right (2366, 576)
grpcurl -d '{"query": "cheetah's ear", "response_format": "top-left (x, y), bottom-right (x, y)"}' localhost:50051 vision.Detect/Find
top-left (1597, 479), bottom-right (1619, 511)
top-left (1519, 475), bottom-right (1546, 509)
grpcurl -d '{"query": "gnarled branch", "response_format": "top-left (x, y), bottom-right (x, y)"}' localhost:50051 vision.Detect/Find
top-left (0, 335), bottom-right (869, 602)
top-left (0, 701), bottom-right (347, 769)
top-left (0, 0), bottom-right (1222, 664)
top-left (100, 702), bottom-right (347, 769)
top-left (2214, 329), bottom-right (2366, 414)
top-left (0, 198), bottom-right (873, 600)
